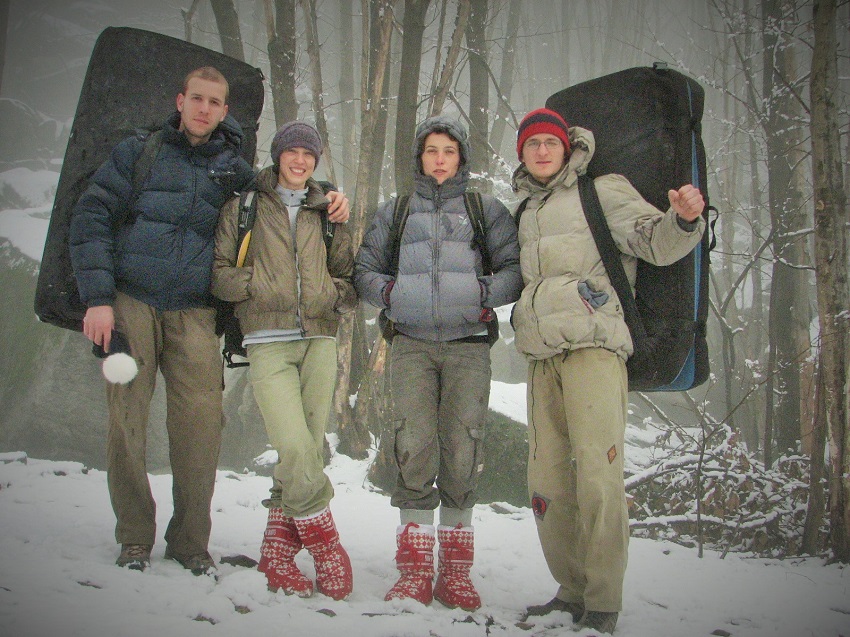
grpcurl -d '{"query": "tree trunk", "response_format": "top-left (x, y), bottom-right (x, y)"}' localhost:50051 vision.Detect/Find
top-left (429, 0), bottom-right (471, 116)
top-left (334, 0), bottom-right (396, 460)
top-left (801, 356), bottom-right (827, 555)
top-left (338, 0), bottom-right (358, 192)
top-left (264, 0), bottom-right (297, 127)
top-left (465, 0), bottom-right (489, 190)
top-left (0, 0), bottom-right (10, 93)
top-left (488, 0), bottom-right (520, 159)
top-left (394, 0), bottom-right (431, 195)
top-left (811, 0), bottom-right (850, 563)
top-left (300, 0), bottom-right (336, 185)
top-left (761, 0), bottom-right (810, 465)
top-left (210, 0), bottom-right (244, 61)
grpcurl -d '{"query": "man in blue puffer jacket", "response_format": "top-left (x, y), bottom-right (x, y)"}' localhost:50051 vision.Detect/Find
top-left (355, 115), bottom-right (523, 611)
top-left (69, 67), bottom-right (256, 577)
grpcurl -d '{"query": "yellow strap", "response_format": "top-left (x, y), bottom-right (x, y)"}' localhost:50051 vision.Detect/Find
top-left (236, 229), bottom-right (252, 267)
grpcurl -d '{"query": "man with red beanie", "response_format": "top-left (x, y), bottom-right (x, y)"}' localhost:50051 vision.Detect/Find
top-left (511, 108), bottom-right (705, 634)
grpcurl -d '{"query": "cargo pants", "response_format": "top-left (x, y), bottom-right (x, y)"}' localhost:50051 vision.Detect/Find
top-left (107, 291), bottom-right (223, 558)
top-left (388, 335), bottom-right (490, 516)
top-left (527, 347), bottom-right (630, 613)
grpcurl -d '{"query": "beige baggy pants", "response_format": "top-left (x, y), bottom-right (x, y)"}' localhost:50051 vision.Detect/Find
top-left (527, 347), bottom-right (630, 613)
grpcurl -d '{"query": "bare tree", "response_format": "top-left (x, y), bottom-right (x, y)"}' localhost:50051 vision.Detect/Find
top-left (394, 0), bottom-right (431, 195)
top-left (428, 0), bottom-right (470, 116)
top-left (338, 0), bottom-right (358, 192)
top-left (333, 0), bottom-right (397, 460)
top-left (810, 0), bottom-right (850, 562)
top-left (263, 0), bottom-right (298, 126)
top-left (488, 0), bottom-right (521, 158)
top-left (210, 0), bottom-right (245, 61)
top-left (466, 0), bottom-right (489, 189)
top-left (301, 0), bottom-right (337, 185)
top-left (0, 0), bottom-right (10, 93)
top-left (761, 0), bottom-right (812, 465)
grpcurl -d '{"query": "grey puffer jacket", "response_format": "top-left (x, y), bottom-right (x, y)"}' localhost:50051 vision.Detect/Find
top-left (355, 117), bottom-right (522, 342)
top-left (511, 126), bottom-right (706, 361)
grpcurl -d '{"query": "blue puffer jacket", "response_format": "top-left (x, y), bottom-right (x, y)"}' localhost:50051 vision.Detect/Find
top-left (355, 116), bottom-right (522, 342)
top-left (69, 112), bottom-right (255, 311)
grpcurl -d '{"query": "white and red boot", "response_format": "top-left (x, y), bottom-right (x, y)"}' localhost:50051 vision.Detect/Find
top-left (260, 507), bottom-right (314, 597)
top-left (384, 523), bottom-right (436, 605)
top-left (433, 524), bottom-right (481, 611)
top-left (293, 508), bottom-right (353, 601)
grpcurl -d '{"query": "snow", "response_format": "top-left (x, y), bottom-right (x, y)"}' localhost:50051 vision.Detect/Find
top-left (1, 451), bottom-right (848, 637)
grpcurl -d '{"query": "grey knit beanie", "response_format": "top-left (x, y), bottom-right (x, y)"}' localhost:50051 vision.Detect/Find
top-left (271, 121), bottom-right (322, 168)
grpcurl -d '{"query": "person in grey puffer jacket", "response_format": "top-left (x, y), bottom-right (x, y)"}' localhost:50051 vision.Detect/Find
top-left (69, 67), bottom-right (256, 577)
top-left (513, 109), bottom-right (706, 635)
top-left (355, 116), bottom-right (522, 611)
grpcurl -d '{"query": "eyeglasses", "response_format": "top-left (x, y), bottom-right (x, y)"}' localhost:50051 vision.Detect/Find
top-left (524, 138), bottom-right (563, 151)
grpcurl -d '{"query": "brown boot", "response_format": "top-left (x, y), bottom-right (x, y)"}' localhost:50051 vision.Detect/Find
top-left (384, 523), bottom-right (436, 605)
top-left (261, 507), bottom-right (313, 597)
top-left (433, 524), bottom-right (481, 611)
top-left (293, 508), bottom-right (353, 600)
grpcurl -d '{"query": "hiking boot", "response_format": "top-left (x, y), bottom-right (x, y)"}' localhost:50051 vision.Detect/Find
top-left (116, 544), bottom-right (152, 571)
top-left (579, 610), bottom-right (618, 634)
top-left (524, 597), bottom-right (584, 623)
top-left (164, 547), bottom-right (218, 578)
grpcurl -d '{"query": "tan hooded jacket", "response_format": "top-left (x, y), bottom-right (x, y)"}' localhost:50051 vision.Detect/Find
top-left (511, 126), bottom-right (705, 361)
top-left (210, 166), bottom-right (356, 338)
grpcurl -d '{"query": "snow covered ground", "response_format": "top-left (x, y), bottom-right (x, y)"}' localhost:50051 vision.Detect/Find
top-left (1, 448), bottom-right (848, 637)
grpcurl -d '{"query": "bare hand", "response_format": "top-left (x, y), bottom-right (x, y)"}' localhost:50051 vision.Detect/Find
top-left (668, 185), bottom-right (704, 223)
top-left (326, 191), bottom-right (350, 223)
top-left (83, 305), bottom-right (115, 351)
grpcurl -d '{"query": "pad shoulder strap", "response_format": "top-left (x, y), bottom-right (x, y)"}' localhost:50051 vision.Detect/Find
top-left (577, 174), bottom-right (647, 344)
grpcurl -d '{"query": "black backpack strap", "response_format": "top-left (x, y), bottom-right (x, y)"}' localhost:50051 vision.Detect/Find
top-left (463, 191), bottom-right (493, 275)
top-left (577, 174), bottom-right (648, 346)
top-left (121, 129), bottom-right (164, 227)
top-left (513, 197), bottom-right (530, 229)
top-left (387, 195), bottom-right (411, 275)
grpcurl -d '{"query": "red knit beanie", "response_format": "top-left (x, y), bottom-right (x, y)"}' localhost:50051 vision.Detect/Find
top-left (517, 108), bottom-right (571, 161)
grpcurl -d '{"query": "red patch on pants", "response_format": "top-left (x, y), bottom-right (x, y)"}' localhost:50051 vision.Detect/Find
top-left (531, 493), bottom-right (549, 519)
top-left (607, 445), bottom-right (617, 464)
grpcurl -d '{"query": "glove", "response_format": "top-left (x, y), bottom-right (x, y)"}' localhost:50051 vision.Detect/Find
top-left (578, 281), bottom-right (609, 310)
top-left (382, 280), bottom-right (395, 307)
top-left (480, 308), bottom-right (496, 322)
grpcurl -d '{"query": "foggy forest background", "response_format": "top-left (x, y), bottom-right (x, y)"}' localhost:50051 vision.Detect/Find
top-left (1, 0), bottom-right (849, 562)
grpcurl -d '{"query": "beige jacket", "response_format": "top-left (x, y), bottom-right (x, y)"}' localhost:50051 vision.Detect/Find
top-left (211, 166), bottom-right (356, 338)
top-left (511, 126), bottom-right (705, 361)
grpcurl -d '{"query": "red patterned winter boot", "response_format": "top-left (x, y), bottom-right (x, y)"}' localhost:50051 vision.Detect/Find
top-left (384, 523), bottom-right (436, 605)
top-left (260, 507), bottom-right (314, 597)
top-left (293, 508), bottom-right (353, 601)
top-left (433, 524), bottom-right (481, 611)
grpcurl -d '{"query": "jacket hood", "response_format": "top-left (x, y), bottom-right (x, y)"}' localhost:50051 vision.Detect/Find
top-left (413, 115), bottom-right (470, 174)
top-left (512, 125), bottom-right (595, 196)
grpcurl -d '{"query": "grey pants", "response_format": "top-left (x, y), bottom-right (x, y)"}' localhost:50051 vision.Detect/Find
top-left (389, 335), bottom-right (490, 513)
top-left (107, 292), bottom-right (223, 557)
top-left (527, 347), bottom-right (630, 613)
